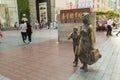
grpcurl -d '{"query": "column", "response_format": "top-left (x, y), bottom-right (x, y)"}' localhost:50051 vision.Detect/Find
top-left (29, 0), bottom-right (37, 26)
top-left (50, 0), bottom-right (55, 22)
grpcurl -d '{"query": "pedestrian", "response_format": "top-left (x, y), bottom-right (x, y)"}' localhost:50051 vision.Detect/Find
top-left (53, 21), bottom-right (58, 29)
top-left (116, 21), bottom-right (120, 36)
top-left (14, 22), bottom-right (17, 28)
top-left (20, 21), bottom-right (27, 43)
top-left (116, 30), bottom-right (120, 36)
top-left (77, 13), bottom-right (95, 72)
top-left (34, 21), bottom-right (39, 29)
top-left (0, 32), bottom-right (3, 38)
top-left (26, 22), bottom-right (32, 44)
top-left (47, 21), bottom-right (50, 29)
top-left (68, 27), bottom-right (79, 67)
top-left (0, 21), bottom-right (1, 30)
top-left (106, 18), bottom-right (113, 36)
top-left (14, 22), bottom-right (19, 30)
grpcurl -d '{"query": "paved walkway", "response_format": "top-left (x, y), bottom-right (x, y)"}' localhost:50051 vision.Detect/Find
top-left (0, 29), bottom-right (57, 52)
top-left (69, 37), bottom-right (120, 80)
top-left (0, 29), bottom-right (120, 80)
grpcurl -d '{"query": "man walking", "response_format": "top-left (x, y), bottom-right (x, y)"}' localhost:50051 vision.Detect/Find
top-left (106, 18), bottom-right (113, 36)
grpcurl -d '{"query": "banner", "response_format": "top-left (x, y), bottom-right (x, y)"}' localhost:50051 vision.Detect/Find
top-left (78, 0), bottom-right (93, 8)
top-left (60, 8), bottom-right (90, 23)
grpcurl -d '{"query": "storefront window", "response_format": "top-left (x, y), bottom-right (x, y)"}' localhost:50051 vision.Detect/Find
top-left (0, 0), bottom-right (18, 28)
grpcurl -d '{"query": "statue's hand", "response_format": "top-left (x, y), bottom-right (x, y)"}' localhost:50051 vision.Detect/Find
top-left (68, 37), bottom-right (71, 40)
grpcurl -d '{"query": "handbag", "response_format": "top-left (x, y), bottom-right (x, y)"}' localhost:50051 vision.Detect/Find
top-left (87, 49), bottom-right (101, 65)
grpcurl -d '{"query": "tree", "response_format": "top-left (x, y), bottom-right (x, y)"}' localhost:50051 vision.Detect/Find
top-left (96, 10), bottom-right (120, 20)
top-left (17, 0), bottom-right (30, 23)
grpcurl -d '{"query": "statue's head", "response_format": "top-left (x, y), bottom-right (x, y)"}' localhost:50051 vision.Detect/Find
top-left (73, 26), bottom-right (78, 32)
top-left (82, 12), bottom-right (90, 25)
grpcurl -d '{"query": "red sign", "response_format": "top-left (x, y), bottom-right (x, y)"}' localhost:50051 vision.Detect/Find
top-left (60, 8), bottom-right (90, 23)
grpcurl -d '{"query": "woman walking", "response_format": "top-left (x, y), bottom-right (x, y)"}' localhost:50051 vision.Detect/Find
top-left (20, 21), bottom-right (27, 43)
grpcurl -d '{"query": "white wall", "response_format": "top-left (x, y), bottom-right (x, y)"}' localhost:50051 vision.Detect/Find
top-left (55, 0), bottom-right (68, 10)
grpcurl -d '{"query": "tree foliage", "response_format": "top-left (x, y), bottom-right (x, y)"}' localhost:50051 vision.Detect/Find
top-left (17, 0), bottom-right (30, 23)
top-left (96, 10), bottom-right (120, 20)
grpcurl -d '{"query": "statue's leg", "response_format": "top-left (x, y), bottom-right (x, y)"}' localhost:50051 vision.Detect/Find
top-left (80, 64), bottom-right (84, 69)
top-left (73, 45), bottom-right (79, 67)
top-left (79, 55), bottom-right (84, 69)
top-left (73, 44), bottom-right (76, 63)
top-left (73, 55), bottom-right (78, 67)
top-left (83, 63), bottom-right (88, 72)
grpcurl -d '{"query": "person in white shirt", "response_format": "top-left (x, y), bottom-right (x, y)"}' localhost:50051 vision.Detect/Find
top-left (20, 21), bottom-right (27, 43)
top-left (34, 21), bottom-right (39, 29)
top-left (106, 18), bottom-right (113, 36)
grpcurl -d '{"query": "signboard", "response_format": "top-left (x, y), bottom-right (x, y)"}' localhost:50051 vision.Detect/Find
top-left (78, 0), bottom-right (93, 8)
top-left (39, 2), bottom-right (48, 22)
top-left (86, 0), bottom-right (93, 8)
top-left (78, 0), bottom-right (86, 8)
top-left (60, 8), bottom-right (90, 23)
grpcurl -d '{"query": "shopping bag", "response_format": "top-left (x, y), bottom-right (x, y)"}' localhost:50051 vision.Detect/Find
top-left (87, 49), bottom-right (101, 65)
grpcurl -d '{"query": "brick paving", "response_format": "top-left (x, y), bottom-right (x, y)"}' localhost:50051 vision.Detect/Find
top-left (69, 37), bottom-right (120, 80)
top-left (0, 29), bottom-right (57, 52)
top-left (0, 40), bottom-right (77, 80)
top-left (69, 29), bottom-right (120, 80)
top-left (0, 29), bottom-right (119, 80)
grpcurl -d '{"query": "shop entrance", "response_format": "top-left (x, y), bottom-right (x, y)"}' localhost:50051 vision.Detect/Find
top-left (36, 0), bottom-right (52, 22)
top-left (38, 2), bottom-right (48, 22)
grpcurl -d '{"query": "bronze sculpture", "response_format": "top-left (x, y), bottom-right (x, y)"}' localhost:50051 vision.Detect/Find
top-left (68, 12), bottom-right (101, 71)
top-left (68, 27), bottom-right (79, 67)
top-left (77, 12), bottom-right (95, 72)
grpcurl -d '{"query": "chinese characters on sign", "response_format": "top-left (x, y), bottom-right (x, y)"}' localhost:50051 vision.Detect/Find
top-left (60, 8), bottom-right (90, 23)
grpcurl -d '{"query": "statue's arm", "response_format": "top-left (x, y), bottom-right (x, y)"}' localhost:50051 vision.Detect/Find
top-left (77, 27), bottom-right (82, 42)
top-left (67, 32), bottom-right (72, 40)
top-left (89, 25), bottom-right (95, 49)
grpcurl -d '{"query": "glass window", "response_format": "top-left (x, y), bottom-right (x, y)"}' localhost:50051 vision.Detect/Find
top-left (0, 0), bottom-right (18, 27)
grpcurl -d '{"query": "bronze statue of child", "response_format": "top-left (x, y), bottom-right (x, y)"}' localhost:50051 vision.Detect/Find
top-left (68, 27), bottom-right (79, 67)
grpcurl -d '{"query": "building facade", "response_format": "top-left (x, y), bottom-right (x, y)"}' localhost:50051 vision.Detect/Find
top-left (29, 0), bottom-right (55, 25)
top-left (28, 0), bottom-right (119, 24)
top-left (116, 0), bottom-right (120, 12)
top-left (76, 0), bottom-right (117, 11)
top-left (0, 0), bottom-right (18, 27)
top-left (55, 0), bottom-right (116, 14)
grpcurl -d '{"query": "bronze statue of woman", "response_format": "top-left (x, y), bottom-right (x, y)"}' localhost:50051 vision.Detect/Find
top-left (77, 12), bottom-right (95, 72)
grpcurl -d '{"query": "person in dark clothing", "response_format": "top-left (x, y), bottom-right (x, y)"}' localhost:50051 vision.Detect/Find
top-left (26, 22), bottom-right (32, 43)
top-left (47, 22), bottom-right (50, 29)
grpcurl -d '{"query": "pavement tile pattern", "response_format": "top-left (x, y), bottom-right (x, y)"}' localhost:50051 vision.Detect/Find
top-left (69, 36), bottom-right (120, 80)
top-left (0, 41), bottom-right (77, 80)
top-left (0, 29), bottom-right (120, 80)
